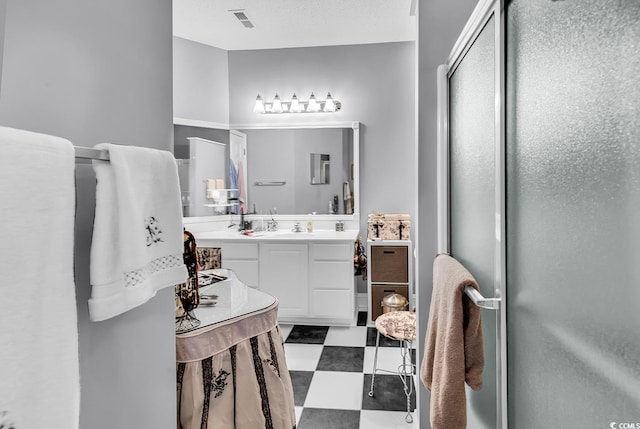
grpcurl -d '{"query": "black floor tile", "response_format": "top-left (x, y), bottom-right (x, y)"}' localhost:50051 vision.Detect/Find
top-left (362, 373), bottom-right (416, 412)
top-left (289, 370), bottom-right (314, 406)
top-left (357, 311), bottom-right (368, 326)
top-left (285, 325), bottom-right (330, 344)
top-left (316, 346), bottom-right (364, 372)
top-left (366, 327), bottom-right (402, 347)
top-left (298, 408), bottom-right (360, 429)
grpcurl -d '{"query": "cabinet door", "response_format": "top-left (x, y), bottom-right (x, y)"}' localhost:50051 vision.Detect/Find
top-left (309, 243), bottom-right (354, 319)
top-left (310, 289), bottom-right (353, 319)
top-left (259, 243), bottom-right (308, 317)
top-left (220, 242), bottom-right (259, 288)
top-left (223, 260), bottom-right (259, 287)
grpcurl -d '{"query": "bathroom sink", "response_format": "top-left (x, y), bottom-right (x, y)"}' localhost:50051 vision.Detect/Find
top-left (271, 232), bottom-right (315, 238)
top-left (237, 231), bottom-right (314, 239)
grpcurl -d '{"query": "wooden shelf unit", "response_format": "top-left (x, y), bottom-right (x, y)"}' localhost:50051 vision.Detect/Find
top-left (366, 239), bottom-right (412, 324)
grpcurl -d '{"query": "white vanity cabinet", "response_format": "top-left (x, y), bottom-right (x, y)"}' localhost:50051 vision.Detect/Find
top-left (195, 231), bottom-right (358, 326)
top-left (259, 243), bottom-right (309, 318)
top-left (309, 243), bottom-right (354, 321)
top-left (218, 242), bottom-right (259, 288)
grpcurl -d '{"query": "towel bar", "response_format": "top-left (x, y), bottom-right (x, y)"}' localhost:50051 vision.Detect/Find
top-left (254, 181), bottom-right (286, 186)
top-left (464, 286), bottom-right (500, 310)
top-left (74, 146), bottom-right (110, 161)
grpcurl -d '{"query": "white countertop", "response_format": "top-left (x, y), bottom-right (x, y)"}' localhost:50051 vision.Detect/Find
top-left (194, 228), bottom-right (359, 242)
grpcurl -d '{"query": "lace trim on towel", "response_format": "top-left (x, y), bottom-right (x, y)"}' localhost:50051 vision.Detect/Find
top-left (125, 254), bottom-right (183, 288)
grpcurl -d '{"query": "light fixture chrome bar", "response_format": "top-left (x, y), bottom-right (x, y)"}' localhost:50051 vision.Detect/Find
top-left (254, 93), bottom-right (342, 114)
top-left (74, 146), bottom-right (110, 161)
top-left (464, 285), bottom-right (501, 310)
top-left (261, 101), bottom-right (342, 114)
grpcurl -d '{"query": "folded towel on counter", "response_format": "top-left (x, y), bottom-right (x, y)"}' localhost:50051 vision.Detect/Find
top-left (89, 143), bottom-right (188, 321)
top-left (0, 126), bottom-right (79, 428)
top-left (420, 254), bottom-right (484, 429)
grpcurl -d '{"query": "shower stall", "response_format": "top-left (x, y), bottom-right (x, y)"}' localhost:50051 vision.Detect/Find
top-left (437, 0), bottom-right (640, 427)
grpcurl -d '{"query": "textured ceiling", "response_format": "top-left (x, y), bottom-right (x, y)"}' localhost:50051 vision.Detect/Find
top-left (173, 0), bottom-right (417, 51)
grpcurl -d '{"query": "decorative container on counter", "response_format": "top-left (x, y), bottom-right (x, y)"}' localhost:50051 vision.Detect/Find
top-left (367, 213), bottom-right (411, 240)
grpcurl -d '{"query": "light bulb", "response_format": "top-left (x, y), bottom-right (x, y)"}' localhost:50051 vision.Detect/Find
top-left (290, 93), bottom-right (303, 113)
top-left (271, 93), bottom-right (283, 113)
top-left (323, 92), bottom-right (336, 112)
top-left (253, 94), bottom-right (265, 113)
top-left (307, 93), bottom-right (320, 112)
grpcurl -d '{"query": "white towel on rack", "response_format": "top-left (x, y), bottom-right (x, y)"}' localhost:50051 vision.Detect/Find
top-left (0, 126), bottom-right (79, 429)
top-left (89, 143), bottom-right (188, 321)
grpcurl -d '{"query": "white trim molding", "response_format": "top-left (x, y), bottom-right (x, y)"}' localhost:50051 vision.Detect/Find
top-left (174, 117), bottom-right (230, 130)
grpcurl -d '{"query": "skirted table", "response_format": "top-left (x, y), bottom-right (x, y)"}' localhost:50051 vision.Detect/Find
top-left (176, 269), bottom-right (296, 429)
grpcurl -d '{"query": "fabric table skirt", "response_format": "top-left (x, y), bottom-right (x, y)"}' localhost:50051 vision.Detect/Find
top-left (176, 302), bottom-right (295, 429)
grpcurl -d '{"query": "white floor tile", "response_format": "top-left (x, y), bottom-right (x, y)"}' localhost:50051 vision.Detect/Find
top-left (278, 324), bottom-right (293, 342)
top-left (324, 326), bottom-right (368, 347)
top-left (363, 346), bottom-right (414, 374)
top-left (283, 343), bottom-right (323, 371)
top-left (359, 410), bottom-right (418, 429)
top-left (294, 406), bottom-right (303, 426)
top-left (303, 371), bottom-right (364, 410)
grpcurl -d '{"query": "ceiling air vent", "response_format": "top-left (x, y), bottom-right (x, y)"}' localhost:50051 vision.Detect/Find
top-left (233, 11), bottom-right (248, 20)
top-left (230, 10), bottom-right (254, 29)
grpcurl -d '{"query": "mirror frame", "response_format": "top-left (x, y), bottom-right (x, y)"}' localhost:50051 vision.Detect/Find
top-left (179, 121), bottom-right (360, 222)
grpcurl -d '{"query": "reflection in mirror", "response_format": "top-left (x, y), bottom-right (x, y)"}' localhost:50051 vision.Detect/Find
top-left (174, 122), bottom-right (359, 218)
top-left (241, 127), bottom-right (353, 215)
top-left (310, 153), bottom-right (330, 185)
top-left (175, 137), bottom-right (230, 217)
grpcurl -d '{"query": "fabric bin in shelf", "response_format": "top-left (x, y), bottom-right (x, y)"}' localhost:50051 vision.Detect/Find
top-left (367, 213), bottom-right (411, 240)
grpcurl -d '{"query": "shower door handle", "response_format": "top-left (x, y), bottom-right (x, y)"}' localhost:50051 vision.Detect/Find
top-left (464, 286), bottom-right (501, 310)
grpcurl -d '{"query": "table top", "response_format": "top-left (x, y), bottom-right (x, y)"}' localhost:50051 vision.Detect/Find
top-left (177, 268), bottom-right (276, 336)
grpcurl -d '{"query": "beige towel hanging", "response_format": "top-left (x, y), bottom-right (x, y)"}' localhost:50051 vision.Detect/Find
top-left (420, 254), bottom-right (484, 429)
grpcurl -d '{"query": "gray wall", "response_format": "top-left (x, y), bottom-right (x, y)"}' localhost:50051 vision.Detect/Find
top-left (174, 36), bottom-right (229, 123)
top-left (417, 1), bottom-right (480, 427)
top-left (0, 0), bottom-right (5, 92)
top-left (0, 1), bottom-right (176, 428)
top-left (229, 42), bottom-right (416, 293)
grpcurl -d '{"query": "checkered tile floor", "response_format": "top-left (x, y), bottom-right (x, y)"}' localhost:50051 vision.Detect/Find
top-left (281, 312), bottom-right (418, 429)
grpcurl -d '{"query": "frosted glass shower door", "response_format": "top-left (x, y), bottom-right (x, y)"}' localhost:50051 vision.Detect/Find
top-left (442, 1), bottom-right (505, 426)
top-left (505, 0), bottom-right (640, 427)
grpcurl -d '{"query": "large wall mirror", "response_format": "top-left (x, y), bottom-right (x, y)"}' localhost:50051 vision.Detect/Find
top-left (175, 121), bottom-right (360, 219)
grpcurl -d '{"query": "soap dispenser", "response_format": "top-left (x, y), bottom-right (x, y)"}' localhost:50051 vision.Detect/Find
top-left (306, 216), bottom-right (313, 233)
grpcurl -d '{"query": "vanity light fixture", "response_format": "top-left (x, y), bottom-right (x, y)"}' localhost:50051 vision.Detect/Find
top-left (289, 93), bottom-right (303, 113)
top-left (252, 92), bottom-right (341, 114)
top-left (306, 93), bottom-right (320, 113)
top-left (271, 93), bottom-right (283, 113)
top-left (252, 94), bottom-right (265, 113)
top-left (323, 92), bottom-right (336, 112)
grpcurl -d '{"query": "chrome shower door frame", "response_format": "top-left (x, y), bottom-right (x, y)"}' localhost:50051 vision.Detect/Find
top-left (436, 0), bottom-right (508, 427)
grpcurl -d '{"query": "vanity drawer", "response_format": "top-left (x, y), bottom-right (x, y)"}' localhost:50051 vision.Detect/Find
top-left (221, 242), bottom-right (259, 260)
top-left (370, 246), bottom-right (408, 283)
top-left (311, 243), bottom-right (352, 261)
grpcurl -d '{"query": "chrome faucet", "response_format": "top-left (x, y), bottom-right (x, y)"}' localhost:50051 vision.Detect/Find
top-left (266, 208), bottom-right (279, 232)
top-left (292, 222), bottom-right (304, 233)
